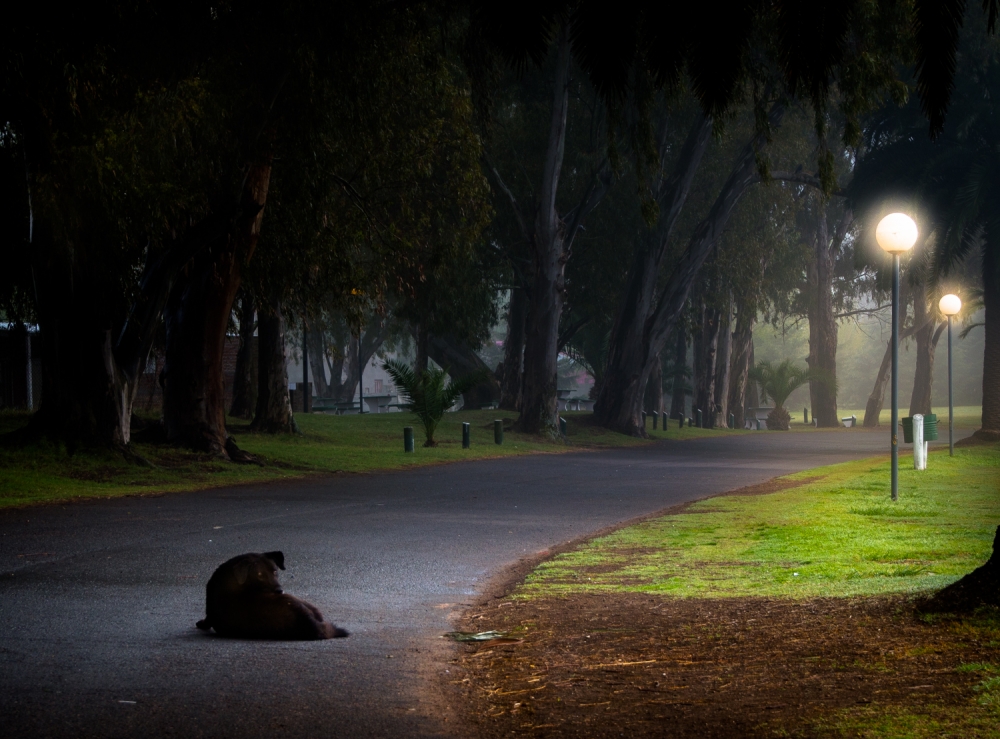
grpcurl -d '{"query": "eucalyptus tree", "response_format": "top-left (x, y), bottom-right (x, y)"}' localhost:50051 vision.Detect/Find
top-left (1, 1), bottom-right (237, 452)
top-left (477, 31), bottom-right (612, 437)
top-left (242, 18), bottom-right (492, 433)
top-left (850, 10), bottom-right (1000, 440)
top-left (466, 0), bottom-right (950, 437)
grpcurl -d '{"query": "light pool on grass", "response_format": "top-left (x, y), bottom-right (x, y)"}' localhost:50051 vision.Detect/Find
top-left (520, 445), bottom-right (1000, 599)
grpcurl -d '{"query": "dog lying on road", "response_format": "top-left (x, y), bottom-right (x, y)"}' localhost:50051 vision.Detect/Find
top-left (196, 551), bottom-right (348, 639)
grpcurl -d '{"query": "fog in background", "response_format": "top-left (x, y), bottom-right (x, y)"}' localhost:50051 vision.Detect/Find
top-left (754, 310), bottom-right (985, 413)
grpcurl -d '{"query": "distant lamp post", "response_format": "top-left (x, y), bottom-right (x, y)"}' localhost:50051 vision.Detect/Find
top-left (939, 293), bottom-right (962, 456)
top-left (876, 213), bottom-right (918, 501)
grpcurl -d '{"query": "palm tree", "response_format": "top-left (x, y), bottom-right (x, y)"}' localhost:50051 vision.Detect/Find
top-left (383, 359), bottom-right (488, 447)
top-left (749, 360), bottom-right (829, 431)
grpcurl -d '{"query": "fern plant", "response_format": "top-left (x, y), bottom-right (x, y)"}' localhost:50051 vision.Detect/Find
top-left (749, 359), bottom-right (832, 430)
top-left (383, 359), bottom-right (488, 446)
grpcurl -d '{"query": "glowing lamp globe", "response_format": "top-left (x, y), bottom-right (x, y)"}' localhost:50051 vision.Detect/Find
top-left (939, 294), bottom-right (962, 316)
top-left (875, 213), bottom-right (918, 254)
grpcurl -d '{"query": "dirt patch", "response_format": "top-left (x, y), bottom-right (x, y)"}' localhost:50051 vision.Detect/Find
top-left (447, 593), bottom-right (998, 738)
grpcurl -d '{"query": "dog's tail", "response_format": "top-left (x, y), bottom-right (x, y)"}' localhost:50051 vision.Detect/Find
top-left (323, 623), bottom-right (349, 638)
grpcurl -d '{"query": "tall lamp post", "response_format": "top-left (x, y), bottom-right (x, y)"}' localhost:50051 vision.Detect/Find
top-left (876, 213), bottom-right (918, 501)
top-left (939, 293), bottom-right (962, 455)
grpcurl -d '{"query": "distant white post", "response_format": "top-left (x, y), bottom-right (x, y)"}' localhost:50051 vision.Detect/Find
top-left (912, 414), bottom-right (927, 470)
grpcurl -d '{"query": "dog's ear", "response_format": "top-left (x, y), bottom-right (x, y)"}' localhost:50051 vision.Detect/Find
top-left (233, 561), bottom-right (250, 586)
top-left (264, 551), bottom-right (285, 570)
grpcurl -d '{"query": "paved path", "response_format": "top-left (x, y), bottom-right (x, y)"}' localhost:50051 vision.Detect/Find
top-left (0, 430), bottom-right (946, 738)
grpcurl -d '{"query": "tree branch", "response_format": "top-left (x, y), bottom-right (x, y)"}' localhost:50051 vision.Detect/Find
top-left (487, 165), bottom-right (531, 243)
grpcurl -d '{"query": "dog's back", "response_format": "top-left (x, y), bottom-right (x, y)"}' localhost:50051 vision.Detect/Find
top-left (196, 551), bottom-right (348, 639)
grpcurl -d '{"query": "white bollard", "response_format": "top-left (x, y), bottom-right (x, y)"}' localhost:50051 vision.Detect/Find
top-left (913, 413), bottom-right (927, 470)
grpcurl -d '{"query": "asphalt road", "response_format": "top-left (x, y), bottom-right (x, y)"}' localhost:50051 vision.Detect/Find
top-left (0, 429), bottom-right (945, 738)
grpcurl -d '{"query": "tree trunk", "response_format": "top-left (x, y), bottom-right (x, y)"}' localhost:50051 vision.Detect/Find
top-left (163, 163), bottom-right (271, 455)
top-left (714, 295), bottom-right (733, 426)
top-left (746, 339), bottom-right (760, 409)
top-left (340, 335), bottom-right (359, 403)
top-left (22, 190), bottom-right (231, 452)
top-left (427, 333), bottom-right (501, 409)
top-left (643, 354), bottom-right (664, 418)
top-left (250, 296), bottom-right (297, 434)
top-left (909, 281), bottom-right (940, 417)
top-left (974, 244), bottom-right (1000, 439)
top-left (415, 323), bottom-right (430, 375)
top-left (230, 294), bottom-right (257, 419)
top-left (516, 26), bottom-right (572, 438)
top-left (668, 329), bottom-right (688, 422)
top-left (307, 327), bottom-right (331, 398)
top-left (596, 103), bottom-right (785, 436)
top-left (499, 287), bottom-right (527, 412)
top-left (340, 320), bottom-right (391, 404)
top-left (806, 201), bottom-right (839, 427)
top-left (594, 116), bottom-right (713, 438)
top-left (920, 525), bottom-right (1000, 612)
top-left (696, 302), bottom-right (720, 428)
top-left (728, 306), bottom-right (754, 429)
top-left (863, 279), bottom-right (913, 427)
top-left (26, 230), bottom-right (137, 447)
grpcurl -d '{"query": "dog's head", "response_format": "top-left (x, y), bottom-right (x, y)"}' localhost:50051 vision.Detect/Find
top-left (214, 551), bottom-right (286, 594)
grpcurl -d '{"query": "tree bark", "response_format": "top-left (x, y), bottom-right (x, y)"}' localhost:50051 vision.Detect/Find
top-left (747, 339), bottom-right (760, 408)
top-left (517, 26), bottom-right (572, 438)
top-left (714, 295), bottom-right (733, 426)
top-left (863, 279), bottom-right (914, 427)
top-left (306, 327), bottom-right (331, 398)
top-left (728, 305), bottom-right (754, 429)
top-left (696, 302), bottom-right (720, 428)
top-left (163, 162), bottom-right (271, 455)
top-left (669, 329), bottom-right (688, 422)
top-left (499, 287), bottom-right (527, 411)
top-left (340, 335), bottom-right (360, 403)
top-left (230, 293), bottom-right (257, 419)
top-left (806, 200), bottom-right (839, 427)
top-left (920, 525), bottom-right (1000, 612)
top-left (596, 102), bottom-right (785, 436)
top-left (974, 244), bottom-right (1000, 439)
top-left (594, 115), bottom-right (713, 437)
top-left (643, 354), bottom-right (664, 419)
top-left (414, 322), bottom-right (430, 375)
top-left (909, 281), bottom-right (943, 417)
top-left (250, 295), bottom-right (297, 434)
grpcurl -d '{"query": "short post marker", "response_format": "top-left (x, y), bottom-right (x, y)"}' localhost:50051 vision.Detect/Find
top-left (462, 422), bottom-right (470, 449)
top-left (494, 419), bottom-right (504, 445)
top-left (403, 427), bottom-right (414, 453)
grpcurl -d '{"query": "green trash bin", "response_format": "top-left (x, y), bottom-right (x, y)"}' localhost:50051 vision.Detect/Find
top-left (924, 413), bottom-right (938, 441)
top-left (902, 415), bottom-right (938, 443)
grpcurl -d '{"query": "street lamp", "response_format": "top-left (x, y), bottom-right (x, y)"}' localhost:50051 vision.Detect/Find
top-left (939, 293), bottom-right (962, 456)
top-left (876, 213), bottom-right (918, 501)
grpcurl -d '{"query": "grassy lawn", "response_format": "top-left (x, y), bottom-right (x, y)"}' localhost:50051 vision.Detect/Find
top-left (0, 409), bottom-right (722, 509)
top-left (492, 443), bottom-right (1000, 738)
top-left (521, 444), bottom-right (1000, 599)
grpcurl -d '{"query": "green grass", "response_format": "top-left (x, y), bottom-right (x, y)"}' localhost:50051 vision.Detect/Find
top-left (0, 409), bottom-right (725, 509)
top-left (516, 442), bottom-right (1000, 738)
top-left (520, 443), bottom-right (1000, 599)
top-left (832, 405), bottom-right (982, 429)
